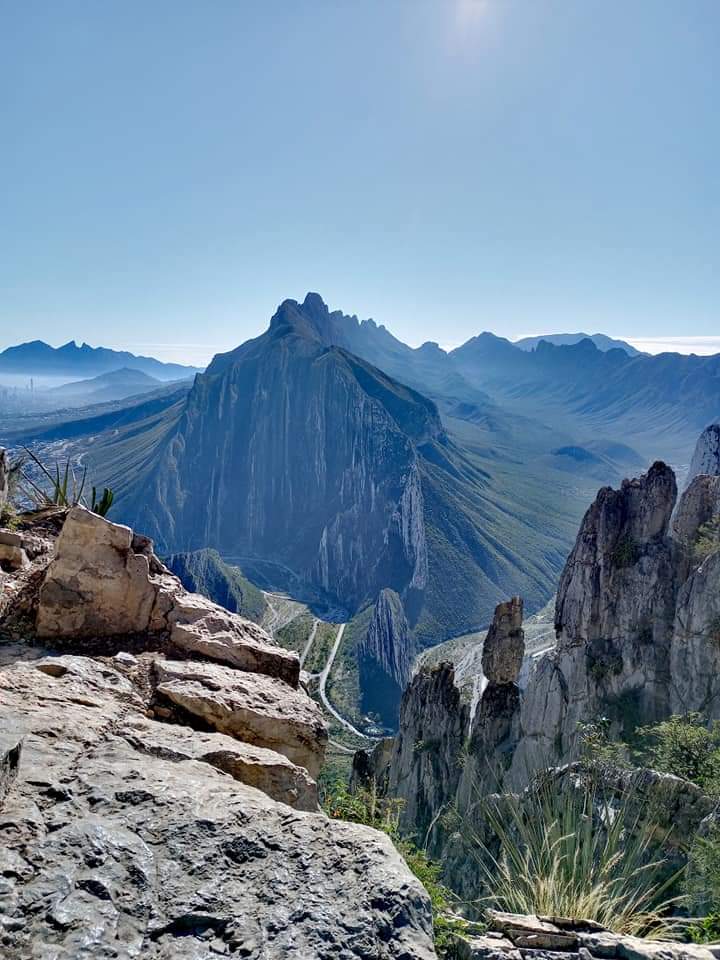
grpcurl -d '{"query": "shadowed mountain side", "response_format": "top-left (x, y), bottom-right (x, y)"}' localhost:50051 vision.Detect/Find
top-left (514, 332), bottom-right (641, 355)
top-left (450, 335), bottom-right (720, 465)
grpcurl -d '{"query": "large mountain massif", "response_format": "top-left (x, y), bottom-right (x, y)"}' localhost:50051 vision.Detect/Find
top-left (4, 294), bottom-right (719, 725)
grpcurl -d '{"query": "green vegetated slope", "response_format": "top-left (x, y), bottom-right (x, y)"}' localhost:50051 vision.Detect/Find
top-left (275, 611), bottom-right (315, 656)
top-left (164, 548), bottom-right (267, 623)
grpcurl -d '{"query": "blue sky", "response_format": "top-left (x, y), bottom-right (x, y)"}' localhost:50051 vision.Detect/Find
top-left (2, 0), bottom-right (718, 365)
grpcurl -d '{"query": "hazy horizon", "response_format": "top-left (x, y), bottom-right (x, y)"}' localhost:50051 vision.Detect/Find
top-left (2, 312), bottom-right (720, 369)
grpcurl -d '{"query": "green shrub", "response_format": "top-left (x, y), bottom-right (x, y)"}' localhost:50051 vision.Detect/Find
top-left (634, 714), bottom-right (720, 796)
top-left (688, 913), bottom-right (720, 944)
top-left (90, 485), bottom-right (114, 517)
top-left (694, 517), bottom-right (720, 565)
top-left (686, 826), bottom-right (720, 917)
top-left (578, 717), bottom-right (630, 769)
top-left (470, 773), bottom-right (680, 937)
top-left (612, 536), bottom-right (640, 569)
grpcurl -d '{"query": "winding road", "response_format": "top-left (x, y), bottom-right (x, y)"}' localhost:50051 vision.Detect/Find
top-left (299, 618), bottom-right (319, 669)
top-left (315, 623), bottom-right (371, 740)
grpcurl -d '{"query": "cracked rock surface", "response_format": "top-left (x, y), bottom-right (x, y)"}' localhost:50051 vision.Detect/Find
top-left (0, 507), bottom-right (436, 959)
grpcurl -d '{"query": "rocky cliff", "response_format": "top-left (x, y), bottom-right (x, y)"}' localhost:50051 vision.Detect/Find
top-left (359, 588), bottom-right (414, 726)
top-left (129, 295), bottom-right (439, 613)
top-left (360, 440), bottom-right (720, 893)
top-left (0, 506), bottom-right (436, 959)
top-left (687, 423), bottom-right (720, 486)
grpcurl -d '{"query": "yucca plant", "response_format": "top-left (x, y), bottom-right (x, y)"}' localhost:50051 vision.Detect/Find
top-left (471, 772), bottom-right (682, 938)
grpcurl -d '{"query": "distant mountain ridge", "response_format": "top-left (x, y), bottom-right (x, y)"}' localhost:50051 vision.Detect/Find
top-left (0, 339), bottom-right (201, 381)
top-left (450, 333), bottom-right (720, 462)
top-left (513, 332), bottom-right (642, 356)
top-left (47, 367), bottom-right (164, 405)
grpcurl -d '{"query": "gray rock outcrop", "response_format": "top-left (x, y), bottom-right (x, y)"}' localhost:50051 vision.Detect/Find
top-left (511, 462), bottom-right (679, 780)
top-left (456, 598), bottom-right (525, 803)
top-left (0, 659), bottom-right (435, 959)
top-left (0, 509), bottom-right (437, 959)
top-left (358, 661), bottom-right (469, 838)
top-left (456, 911), bottom-right (714, 960)
top-left (153, 657), bottom-right (327, 777)
top-left (37, 506), bottom-right (299, 686)
top-left (481, 596), bottom-right (524, 685)
top-left (687, 422), bottom-right (720, 486)
top-left (361, 440), bottom-right (720, 900)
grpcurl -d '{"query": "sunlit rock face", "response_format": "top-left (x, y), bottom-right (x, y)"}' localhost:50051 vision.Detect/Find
top-left (0, 509), bottom-right (436, 960)
top-left (687, 422), bottom-right (720, 486)
top-left (510, 461), bottom-right (679, 782)
top-left (364, 438), bottom-right (720, 891)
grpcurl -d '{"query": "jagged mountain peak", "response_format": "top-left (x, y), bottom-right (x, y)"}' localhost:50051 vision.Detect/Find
top-left (267, 291), bottom-right (348, 346)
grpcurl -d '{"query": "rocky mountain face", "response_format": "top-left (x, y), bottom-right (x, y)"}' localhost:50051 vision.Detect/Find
top-left (164, 548), bottom-right (267, 624)
top-left (357, 440), bottom-right (720, 894)
top-left (129, 295), bottom-right (441, 615)
top-left (359, 588), bottom-right (413, 726)
top-left (0, 506), bottom-right (436, 958)
top-left (75, 293), bottom-right (574, 710)
top-left (687, 423), bottom-right (720, 485)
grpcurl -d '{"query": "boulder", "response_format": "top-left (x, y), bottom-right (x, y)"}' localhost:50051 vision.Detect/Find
top-left (153, 658), bottom-right (328, 777)
top-left (168, 591), bottom-right (299, 686)
top-left (36, 506), bottom-right (159, 637)
top-left (454, 913), bottom-right (715, 960)
top-left (35, 508), bottom-right (299, 689)
top-left (0, 540), bottom-right (29, 570)
top-left (0, 652), bottom-right (435, 958)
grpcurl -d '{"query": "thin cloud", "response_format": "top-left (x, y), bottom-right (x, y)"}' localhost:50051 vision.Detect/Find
top-left (625, 336), bottom-right (720, 356)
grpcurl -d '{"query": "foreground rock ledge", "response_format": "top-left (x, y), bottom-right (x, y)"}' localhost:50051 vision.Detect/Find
top-left (0, 731), bottom-right (436, 958)
top-left (0, 508), bottom-right (437, 958)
